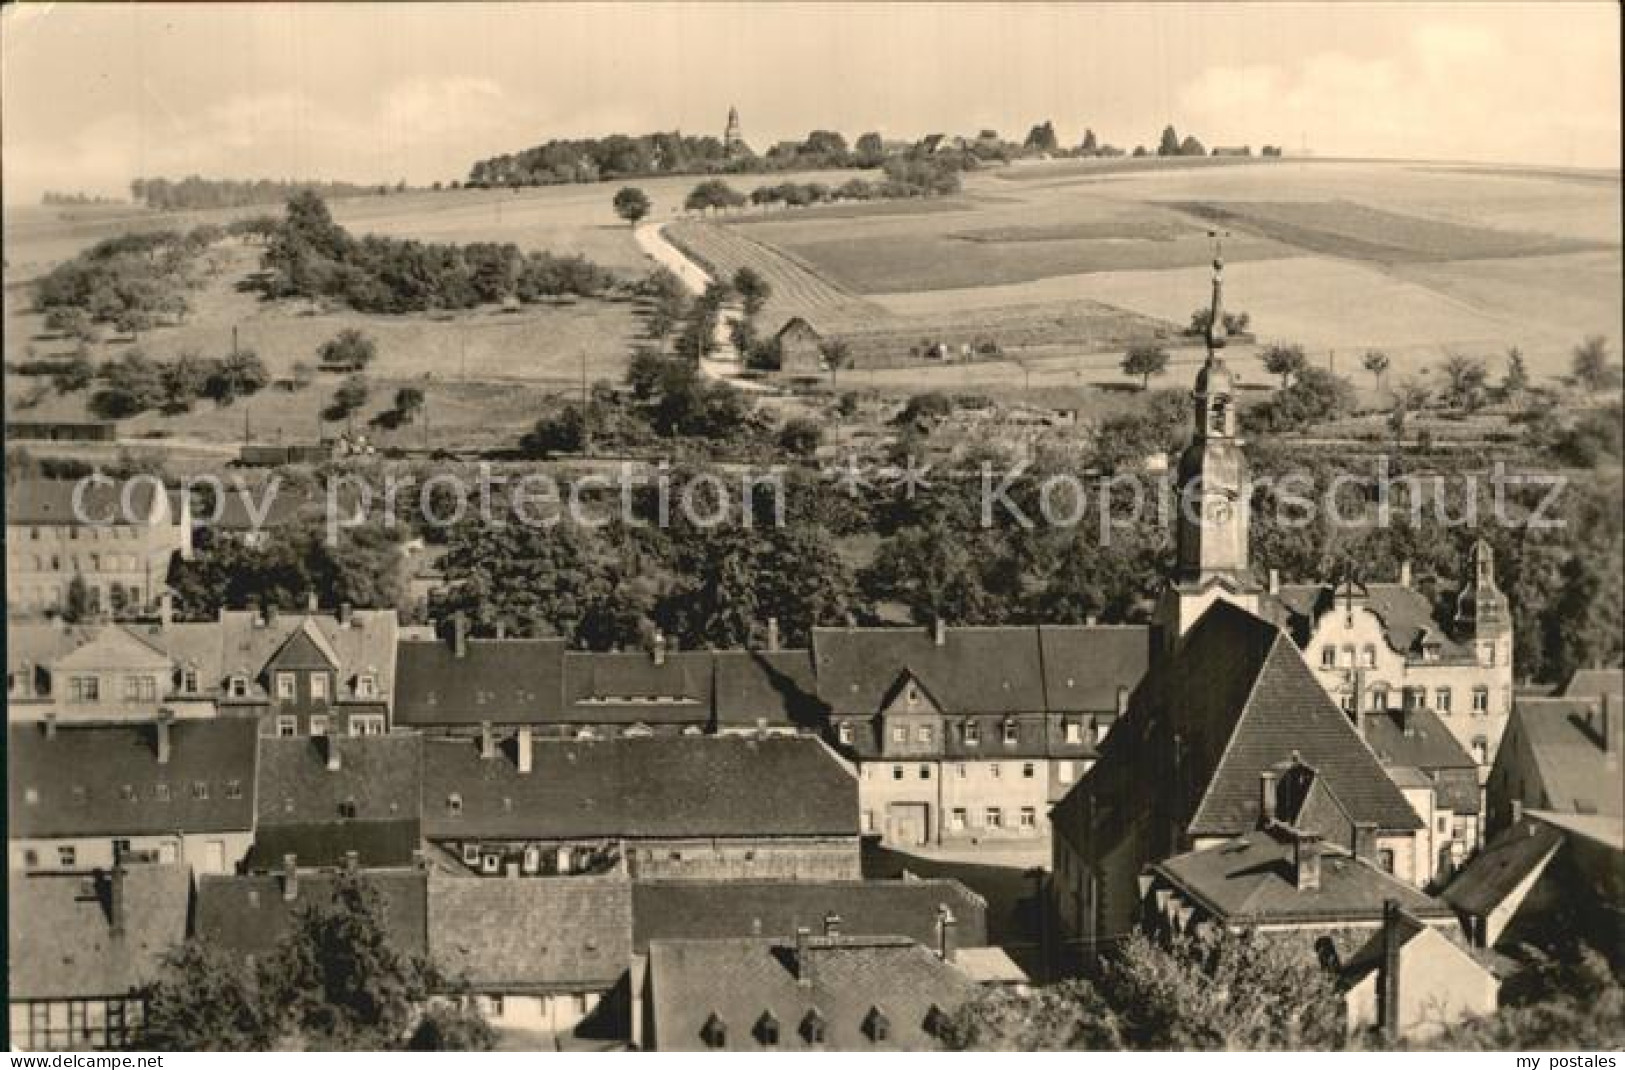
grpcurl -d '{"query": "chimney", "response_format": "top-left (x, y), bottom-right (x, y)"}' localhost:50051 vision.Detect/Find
top-left (1398, 560), bottom-right (1412, 588)
top-left (1352, 821), bottom-right (1378, 861)
top-left (1268, 568), bottom-right (1280, 596)
top-left (1258, 769), bottom-right (1278, 825)
top-left (156, 711), bottom-right (174, 765)
top-left (452, 613), bottom-right (468, 658)
top-left (1293, 831), bottom-right (1323, 892)
top-left (338, 602), bottom-right (352, 627)
top-left (933, 617), bottom-right (947, 647)
top-left (1600, 694), bottom-right (1620, 767)
top-left (159, 591), bottom-right (173, 627)
top-left (794, 926), bottom-right (815, 986)
top-left (307, 590), bottom-right (319, 613)
top-left (936, 904), bottom-right (958, 962)
top-left (480, 721), bottom-right (496, 760)
top-left (1510, 799), bottom-right (1523, 825)
top-left (107, 862), bottom-right (127, 939)
top-left (1116, 685), bottom-right (1130, 716)
top-left (264, 603), bottom-right (278, 627)
top-left (766, 617), bottom-right (780, 652)
top-left (1379, 899), bottom-right (1403, 1042)
top-left (343, 849), bottom-right (359, 871)
top-left (325, 735), bottom-right (342, 773)
top-left (823, 911), bottom-right (842, 939)
top-left (652, 631), bottom-right (666, 666)
top-left (517, 726), bottom-right (533, 774)
top-left (281, 854), bottom-right (299, 901)
top-left (44, 713), bottom-right (57, 741)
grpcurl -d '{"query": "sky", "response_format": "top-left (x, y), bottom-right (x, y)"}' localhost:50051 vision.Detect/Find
top-left (2, 2), bottom-right (1619, 204)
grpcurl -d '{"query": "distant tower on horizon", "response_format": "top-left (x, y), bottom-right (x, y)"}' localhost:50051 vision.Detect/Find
top-left (724, 106), bottom-right (744, 157)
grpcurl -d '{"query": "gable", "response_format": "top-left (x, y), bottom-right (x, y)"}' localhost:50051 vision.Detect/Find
top-left (54, 627), bottom-right (172, 673)
top-left (268, 621), bottom-right (340, 672)
top-left (880, 670), bottom-right (942, 718)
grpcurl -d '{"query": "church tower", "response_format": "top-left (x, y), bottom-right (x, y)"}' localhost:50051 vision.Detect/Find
top-left (1156, 239), bottom-right (1259, 646)
top-left (1454, 538), bottom-right (1512, 669)
top-left (723, 106), bottom-right (743, 157)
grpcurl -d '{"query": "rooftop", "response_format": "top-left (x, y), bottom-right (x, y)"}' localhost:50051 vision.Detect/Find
top-left (394, 635), bottom-right (566, 726)
top-left (428, 873), bottom-right (632, 990)
top-left (195, 869), bottom-right (428, 960)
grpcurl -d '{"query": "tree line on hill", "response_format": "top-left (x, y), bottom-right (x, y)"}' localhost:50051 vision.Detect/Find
top-left (130, 176), bottom-right (409, 210)
top-left (32, 226), bottom-right (227, 338)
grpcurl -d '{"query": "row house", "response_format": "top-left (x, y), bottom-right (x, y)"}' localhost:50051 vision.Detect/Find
top-left (813, 621), bottom-right (1149, 847)
top-left (1269, 543), bottom-right (1514, 775)
top-left (8, 863), bottom-right (192, 1050)
top-left (1358, 703), bottom-right (1483, 887)
top-left (217, 605), bottom-right (398, 737)
top-left (9, 717), bottom-right (259, 876)
top-left (248, 734), bottom-right (424, 871)
top-left (5, 478), bottom-right (191, 618)
top-left (1051, 601), bottom-right (1427, 958)
top-left (421, 734), bottom-right (860, 881)
top-left (7, 618), bottom-right (219, 724)
top-left (195, 867), bottom-right (428, 968)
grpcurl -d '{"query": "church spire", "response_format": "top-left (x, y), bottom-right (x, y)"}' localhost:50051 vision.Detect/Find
top-left (1206, 230), bottom-right (1227, 358)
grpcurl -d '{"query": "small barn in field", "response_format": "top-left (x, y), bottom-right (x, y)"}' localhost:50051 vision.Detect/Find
top-left (775, 317), bottom-right (825, 380)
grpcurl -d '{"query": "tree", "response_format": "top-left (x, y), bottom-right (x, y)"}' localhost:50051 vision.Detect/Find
top-left (612, 186), bottom-right (651, 225)
top-left (204, 350), bottom-right (269, 405)
top-left (161, 352), bottom-right (215, 413)
top-left (407, 1006), bottom-right (497, 1051)
top-left (865, 519), bottom-right (1003, 625)
top-left (393, 386), bottom-right (425, 424)
top-left (1361, 349), bottom-right (1390, 392)
top-left (53, 350), bottom-right (96, 393)
top-left (778, 417), bottom-right (823, 457)
top-left (684, 179), bottom-right (746, 213)
top-left (854, 131), bottom-right (886, 166)
top-left (142, 941), bottom-right (271, 1050)
top-left (732, 267), bottom-right (772, 317)
top-left (1570, 334), bottom-right (1620, 392)
top-left (91, 349), bottom-right (166, 417)
top-left (1261, 343), bottom-right (1308, 389)
top-left (1244, 367), bottom-right (1356, 433)
top-left (946, 979), bottom-right (1122, 1050)
top-left (324, 375), bottom-right (370, 425)
top-left (1179, 135), bottom-right (1207, 157)
top-left (1024, 121), bottom-right (1059, 153)
top-left (45, 306), bottom-right (95, 341)
top-left (1121, 343), bottom-right (1170, 390)
top-left (520, 401), bottom-right (596, 457)
top-left (1388, 379), bottom-right (1431, 440)
top-left (62, 575), bottom-right (93, 622)
top-left (1502, 346), bottom-right (1530, 400)
top-left (318, 329), bottom-right (377, 372)
top-left (820, 338), bottom-right (852, 387)
top-left (1080, 129), bottom-right (1099, 155)
top-left (1157, 125), bottom-right (1181, 156)
top-left (1440, 353), bottom-right (1488, 410)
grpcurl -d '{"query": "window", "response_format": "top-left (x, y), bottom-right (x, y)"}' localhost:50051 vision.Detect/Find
top-left (838, 723), bottom-right (854, 745)
top-left (950, 807), bottom-right (967, 830)
top-left (1341, 691), bottom-right (1358, 715)
top-left (1472, 687), bottom-right (1489, 714)
top-left (229, 675), bottom-right (249, 699)
top-left (487, 996), bottom-right (504, 1018)
top-left (1438, 815), bottom-right (1449, 835)
top-left (309, 715), bottom-right (329, 737)
top-left (154, 783), bottom-right (170, 802)
top-left (481, 853), bottom-right (501, 874)
top-left (917, 725), bottom-right (932, 744)
top-left (1339, 645), bottom-right (1356, 668)
top-left (1472, 737), bottom-right (1488, 764)
top-left (862, 810), bottom-right (876, 833)
top-left (350, 715), bottom-right (386, 736)
top-left (310, 673), bottom-right (328, 701)
top-left (985, 807), bottom-right (1004, 828)
top-left (276, 672), bottom-right (297, 700)
top-left (892, 765), bottom-right (904, 780)
top-left (1003, 720), bottom-right (1018, 745)
top-left (1064, 721), bottom-right (1082, 744)
top-left (890, 726), bottom-right (907, 744)
top-left (113, 838), bottom-right (131, 860)
top-left (119, 784), bottom-right (136, 802)
top-left (990, 763), bottom-right (1002, 779)
top-left (461, 843), bottom-right (479, 865)
top-left (191, 782), bottom-right (209, 801)
top-left (1378, 849), bottom-right (1395, 873)
top-left (1022, 762), bottom-right (1036, 779)
top-left (1058, 759), bottom-right (1075, 783)
top-left (755, 1011), bottom-right (780, 1047)
top-left (963, 720), bottom-right (980, 745)
top-left (863, 1008), bottom-right (890, 1043)
top-left (801, 1010), bottom-right (827, 1046)
top-left (702, 1013), bottom-right (728, 1049)
top-left (1020, 806), bottom-right (1037, 829)
top-left (1435, 688), bottom-right (1453, 714)
top-left (956, 763), bottom-right (968, 779)
top-left (448, 793), bottom-right (464, 816)
top-left (275, 716), bottom-right (298, 738)
top-left (23, 849), bottom-right (39, 868)
top-left (918, 764), bottom-right (931, 780)
top-left (1360, 645), bottom-right (1377, 668)
top-left (226, 779), bottom-right (242, 800)
top-left (58, 846), bottom-right (77, 868)
top-left (1368, 685), bottom-right (1389, 711)
top-left (70, 676), bottom-right (100, 702)
top-left (356, 673), bottom-right (377, 699)
top-left (181, 668), bottom-right (198, 694)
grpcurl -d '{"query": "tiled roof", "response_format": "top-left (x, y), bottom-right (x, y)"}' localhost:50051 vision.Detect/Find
top-left (1155, 827), bottom-right (1453, 927)
top-left (428, 873), bottom-right (632, 990)
top-left (6, 478), bottom-right (168, 528)
top-left (1559, 668), bottom-right (1625, 700)
top-left (1271, 582), bottom-right (1469, 659)
top-left (711, 650), bottom-right (825, 728)
top-left (1037, 625), bottom-right (1150, 713)
top-left (9, 864), bottom-right (192, 1000)
top-left (647, 936), bottom-right (975, 1051)
top-left (8, 720), bottom-right (258, 837)
top-left (1512, 698), bottom-right (1624, 818)
top-left (218, 610), bottom-right (398, 701)
top-left (632, 878), bottom-right (987, 952)
top-left (195, 870), bottom-right (428, 960)
top-left (6, 621), bottom-right (96, 675)
top-left (7, 620), bottom-right (224, 698)
top-left (422, 735), bottom-right (858, 840)
top-left (812, 626), bottom-right (1046, 716)
top-left (561, 651), bottom-right (714, 724)
top-left (393, 637), bottom-right (565, 726)
top-left (250, 735), bottom-right (423, 869)
top-left (1441, 818), bottom-right (1565, 917)
top-left (1361, 707), bottom-right (1481, 814)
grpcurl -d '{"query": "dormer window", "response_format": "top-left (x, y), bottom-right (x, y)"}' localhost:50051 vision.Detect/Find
top-left (338, 797), bottom-right (358, 819)
top-left (1002, 719), bottom-right (1018, 745)
top-left (447, 793), bottom-right (463, 816)
top-left (837, 722), bottom-right (854, 745)
top-left (863, 1006), bottom-right (890, 1043)
top-left (801, 1009), bottom-right (827, 1045)
top-left (356, 673), bottom-right (377, 699)
top-left (701, 1013), bottom-right (728, 1049)
top-left (754, 1011), bottom-right (780, 1047)
top-left (963, 720), bottom-right (980, 745)
top-left (1064, 720), bottom-right (1081, 744)
top-left (229, 675), bottom-right (249, 699)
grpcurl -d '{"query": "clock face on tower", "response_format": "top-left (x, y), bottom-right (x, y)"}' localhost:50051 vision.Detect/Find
top-left (1205, 498), bottom-right (1232, 525)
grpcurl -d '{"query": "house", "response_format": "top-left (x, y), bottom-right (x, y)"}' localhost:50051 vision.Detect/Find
top-left (632, 878), bottom-right (989, 952)
top-left (774, 317), bottom-right (825, 380)
top-left (9, 718), bottom-right (259, 875)
top-left (1051, 601), bottom-right (1426, 956)
top-left (422, 734), bottom-right (860, 880)
top-left (194, 868), bottom-right (428, 963)
top-left (1341, 902), bottom-right (1500, 1041)
top-left (1443, 812), bottom-right (1624, 965)
top-left (711, 646), bottom-right (823, 735)
top-left (1358, 703), bottom-right (1483, 885)
top-left (6, 617), bottom-right (223, 724)
top-left (428, 872), bottom-right (633, 1036)
top-left (560, 643), bottom-right (716, 736)
top-left (217, 605), bottom-right (399, 736)
top-left (393, 626), bottom-right (566, 732)
top-left (1267, 550), bottom-right (1514, 774)
top-left (8, 863), bottom-right (192, 1050)
top-left (1485, 692), bottom-right (1622, 834)
top-left (1558, 667), bottom-right (1625, 701)
top-left (815, 621), bottom-right (1148, 847)
top-left (6, 477), bottom-right (191, 617)
top-left (247, 734), bottom-right (424, 871)
top-left (635, 926), bottom-right (978, 1050)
